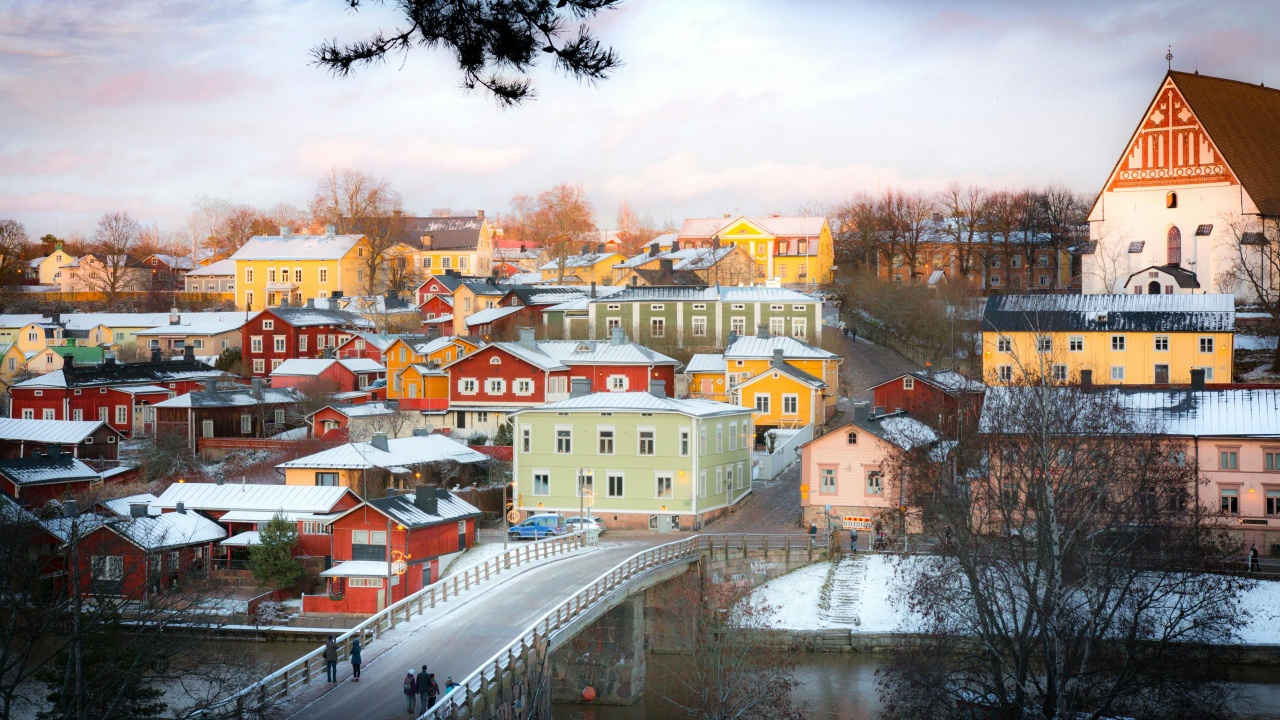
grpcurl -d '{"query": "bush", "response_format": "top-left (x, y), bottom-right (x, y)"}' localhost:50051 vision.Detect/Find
top-left (493, 420), bottom-right (514, 446)
top-left (466, 432), bottom-right (488, 446)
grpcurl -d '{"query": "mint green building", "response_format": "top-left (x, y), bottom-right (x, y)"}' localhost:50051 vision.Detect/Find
top-left (511, 390), bottom-right (754, 531)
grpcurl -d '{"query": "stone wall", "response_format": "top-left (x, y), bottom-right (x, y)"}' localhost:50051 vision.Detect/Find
top-left (549, 596), bottom-right (646, 705)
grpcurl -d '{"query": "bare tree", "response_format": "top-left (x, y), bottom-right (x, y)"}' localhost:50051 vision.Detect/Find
top-left (936, 183), bottom-right (989, 284)
top-left (0, 220), bottom-right (32, 288)
top-left (1083, 223), bottom-right (1133, 296)
top-left (188, 197), bottom-right (273, 259)
top-left (311, 0), bottom-right (624, 106)
top-left (311, 167), bottom-right (404, 295)
top-left (521, 183), bottom-right (598, 282)
top-left (83, 213), bottom-right (145, 301)
top-left (878, 379), bottom-right (1251, 720)
top-left (1222, 215), bottom-right (1280, 368)
top-left (614, 200), bottom-right (662, 256)
top-left (828, 192), bottom-right (883, 273)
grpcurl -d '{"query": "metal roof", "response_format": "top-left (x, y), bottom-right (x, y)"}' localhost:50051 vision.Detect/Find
top-left (529, 391), bottom-right (750, 417)
top-left (465, 306), bottom-right (524, 327)
top-left (736, 362), bottom-right (826, 389)
top-left (587, 286), bottom-right (820, 304)
top-left (276, 435), bottom-right (487, 470)
top-left (267, 306), bottom-right (362, 328)
top-left (270, 358), bottom-right (385, 377)
top-left (536, 340), bottom-right (678, 366)
top-left (152, 483), bottom-right (359, 514)
top-left (678, 215), bottom-right (827, 238)
top-left (0, 456), bottom-right (102, 486)
top-left (152, 387), bottom-right (302, 408)
top-left (304, 402), bottom-right (397, 421)
top-left (367, 490), bottom-right (482, 529)
top-left (724, 335), bottom-right (837, 360)
top-left (477, 342), bottom-right (568, 372)
top-left (0, 418), bottom-right (115, 444)
top-left (101, 493), bottom-right (159, 517)
top-left (539, 252), bottom-right (619, 270)
top-left (110, 511), bottom-right (227, 551)
top-left (231, 234), bottom-right (364, 261)
top-left (685, 354), bottom-right (727, 374)
top-left (982, 293), bottom-right (1235, 333)
top-left (319, 561), bottom-right (392, 577)
top-left (184, 258), bottom-right (237, 276)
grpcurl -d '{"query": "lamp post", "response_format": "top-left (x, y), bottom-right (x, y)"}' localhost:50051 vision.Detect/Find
top-left (503, 472), bottom-right (514, 551)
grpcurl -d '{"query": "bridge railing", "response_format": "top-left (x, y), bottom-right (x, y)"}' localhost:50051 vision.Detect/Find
top-left (196, 531), bottom-right (587, 718)
top-left (422, 532), bottom-right (823, 720)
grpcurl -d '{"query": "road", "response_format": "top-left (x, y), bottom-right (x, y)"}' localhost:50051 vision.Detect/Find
top-left (823, 299), bottom-right (919, 402)
top-left (283, 536), bottom-right (670, 720)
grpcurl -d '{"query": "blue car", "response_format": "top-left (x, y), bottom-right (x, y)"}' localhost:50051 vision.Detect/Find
top-left (508, 514), bottom-right (566, 541)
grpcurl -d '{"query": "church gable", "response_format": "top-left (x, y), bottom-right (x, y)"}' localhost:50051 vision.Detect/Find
top-left (1106, 78), bottom-right (1237, 192)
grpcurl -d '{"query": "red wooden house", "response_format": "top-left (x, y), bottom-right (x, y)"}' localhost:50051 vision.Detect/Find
top-left (414, 273), bottom-right (467, 307)
top-left (0, 450), bottom-right (124, 508)
top-left (418, 295), bottom-right (454, 323)
top-left (270, 358), bottom-right (386, 394)
top-left (335, 332), bottom-right (403, 363)
top-left (869, 370), bottom-right (985, 433)
top-left (307, 402), bottom-right (397, 440)
top-left (74, 505), bottom-right (225, 598)
top-left (0, 418), bottom-right (123, 461)
top-left (8, 352), bottom-right (228, 438)
top-left (305, 486), bottom-right (480, 615)
top-left (241, 305), bottom-right (365, 377)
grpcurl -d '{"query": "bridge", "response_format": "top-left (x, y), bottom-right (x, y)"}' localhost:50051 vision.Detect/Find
top-left (204, 532), bottom-right (832, 720)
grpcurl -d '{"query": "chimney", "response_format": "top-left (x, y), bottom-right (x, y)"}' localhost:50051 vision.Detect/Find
top-left (412, 427), bottom-right (430, 437)
top-left (150, 348), bottom-right (161, 363)
top-left (176, 501), bottom-right (186, 514)
top-left (1080, 369), bottom-right (1092, 388)
top-left (414, 485), bottom-right (439, 514)
top-left (597, 243), bottom-right (605, 253)
top-left (326, 225), bottom-right (336, 236)
top-left (385, 487), bottom-right (397, 498)
top-left (590, 281), bottom-right (596, 299)
top-left (570, 377), bottom-right (591, 398)
top-left (331, 290), bottom-right (344, 299)
top-left (104, 352), bottom-right (116, 367)
top-left (64, 356), bottom-right (73, 371)
top-left (757, 324), bottom-right (769, 339)
top-left (519, 244), bottom-right (526, 252)
top-left (649, 242), bottom-right (659, 256)
top-left (48, 443), bottom-right (61, 459)
top-left (251, 377), bottom-right (264, 400)
top-left (659, 258), bottom-right (673, 275)
top-left (216, 474), bottom-right (224, 485)
top-left (771, 349), bottom-right (785, 367)
top-left (1190, 368), bottom-right (1206, 390)
top-left (581, 244), bottom-right (590, 255)
top-left (51, 313), bottom-right (61, 325)
top-left (204, 378), bottom-right (219, 393)
top-left (169, 308), bottom-right (180, 325)
top-left (853, 402), bottom-right (870, 422)
top-left (62, 499), bottom-right (77, 518)
top-left (371, 432), bottom-right (390, 452)
top-left (279, 296), bottom-right (290, 308)
top-left (518, 327), bottom-right (536, 349)
top-left (280, 226), bottom-right (291, 237)
top-left (476, 210), bottom-right (485, 219)
top-left (184, 345), bottom-right (195, 362)
top-left (610, 326), bottom-right (624, 345)
top-left (649, 379), bottom-right (666, 398)
top-left (873, 406), bottom-right (886, 417)
top-left (129, 502), bottom-right (148, 519)
top-left (727, 330), bottom-right (738, 346)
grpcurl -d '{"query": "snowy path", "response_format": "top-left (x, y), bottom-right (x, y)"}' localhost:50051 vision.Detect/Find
top-left (820, 555), bottom-right (866, 626)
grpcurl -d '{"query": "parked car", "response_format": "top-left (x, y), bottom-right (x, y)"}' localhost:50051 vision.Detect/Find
top-left (508, 513), bottom-right (566, 541)
top-left (565, 516), bottom-right (607, 535)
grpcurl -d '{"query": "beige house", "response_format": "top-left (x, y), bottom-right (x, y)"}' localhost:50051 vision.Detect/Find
top-left (183, 258), bottom-right (236, 293)
top-left (59, 255), bottom-right (150, 293)
top-left (28, 243), bottom-right (76, 285)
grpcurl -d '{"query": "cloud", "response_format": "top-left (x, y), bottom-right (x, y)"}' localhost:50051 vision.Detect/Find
top-left (87, 68), bottom-right (249, 106)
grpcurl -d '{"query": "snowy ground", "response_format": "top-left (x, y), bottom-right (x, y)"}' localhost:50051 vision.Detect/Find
top-left (1236, 334), bottom-right (1278, 351)
top-left (440, 541), bottom-right (509, 579)
top-left (751, 555), bottom-right (1280, 644)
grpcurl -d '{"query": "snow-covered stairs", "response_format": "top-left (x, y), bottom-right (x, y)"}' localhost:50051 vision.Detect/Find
top-left (820, 554), bottom-right (867, 626)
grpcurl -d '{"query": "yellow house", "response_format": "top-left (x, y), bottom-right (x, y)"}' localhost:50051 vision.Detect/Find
top-left (0, 344), bottom-right (27, 383)
top-left (402, 212), bottom-right (497, 277)
top-left (450, 280), bottom-right (507, 336)
top-left (981, 294), bottom-right (1235, 386)
top-left (677, 215), bottom-right (834, 285)
top-left (539, 251), bottom-right (625, 286)
top-left (723, 335), bottom-right (841, 420)
top-left (396, 363), bottom-right (450, 411)
top-left (384, 336), bottom-right (472, 398)
top-left (685, 354), bottom-right (730, 401)
top-left (29, 242), bottom-right (75, 285)
top-left (14, 323), bottom-right (56, 356)
top-left (230, 229), bottom-right (371, 311)
top-left (732, 361), bottom-right (827, 431)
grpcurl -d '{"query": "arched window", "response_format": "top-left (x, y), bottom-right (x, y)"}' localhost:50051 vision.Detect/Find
top-left (1167, 227), bottom-right (1182, 266)
top-left (1148, 280), bottom-right (1161, 295)
top-left (1166, 191), bottom-right (1178, 209)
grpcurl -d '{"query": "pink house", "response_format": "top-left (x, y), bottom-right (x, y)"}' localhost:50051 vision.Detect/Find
top-left (798, 403), bottom-right (937, 529)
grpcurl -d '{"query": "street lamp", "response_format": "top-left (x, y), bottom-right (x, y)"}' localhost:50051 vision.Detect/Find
top-left (503, 472), bottom-right (514, 551)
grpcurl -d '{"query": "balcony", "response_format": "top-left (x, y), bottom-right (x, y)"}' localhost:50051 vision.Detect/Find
top-left (265, 281), bottom-right (299, 292)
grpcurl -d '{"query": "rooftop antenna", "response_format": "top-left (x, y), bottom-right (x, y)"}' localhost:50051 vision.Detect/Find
top-left (1166, 45), bottom-right (1173, 72)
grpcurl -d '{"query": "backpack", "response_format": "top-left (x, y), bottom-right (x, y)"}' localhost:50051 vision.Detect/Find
top-left (404, 676), bottom-right (415, 694)
top-left (430, 677), bottom-right (440, 695)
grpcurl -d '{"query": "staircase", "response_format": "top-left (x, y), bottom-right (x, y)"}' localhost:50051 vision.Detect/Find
top-left (820, 555), bottom-right (867, 626)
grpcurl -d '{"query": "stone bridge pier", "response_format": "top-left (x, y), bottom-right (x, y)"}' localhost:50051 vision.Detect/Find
top-left (549, 595), bottom-right (647, 705)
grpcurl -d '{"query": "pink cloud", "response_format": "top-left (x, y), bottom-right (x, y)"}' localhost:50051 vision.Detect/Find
top-left (88, 68), bottom-right (247, 106)
top-left (0, 148), bottom-right (113, 177)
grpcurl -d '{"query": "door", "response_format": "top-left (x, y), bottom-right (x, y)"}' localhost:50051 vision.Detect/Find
top-left (456, 411), bottom-right (467, 429)
top-left (376, 588), bottom-right (385, 612)
top-left (1154, 365), bottom-right (1169, 384)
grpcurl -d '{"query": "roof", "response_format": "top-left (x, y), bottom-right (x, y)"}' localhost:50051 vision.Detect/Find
top-left (539, 252), bottom-right (619, 271)
top-left (57, 311), bottom-right (251, 331)
top-left (0, 418), bottom-right (115, 444)
top-left (416, 274), bottom-right (469, 292)
top-left (100, 493), bottom-right (159, 517)
top-left (735, 362), bottom-right (826, 389)
top-left (476, 342), bottom-right (568, 372)
top-left (815, 412), bottom-right (938, 452)
top-left (231, 233), bottom-right (365, 261)
top-left (505, 272), bottom-right (544, 284)
top-left (220, 531), bottom-right (261, 547)
top-left (152, 483), bottom-right (358, 514)
top-left (339, 358), bottom-right (385, 373)
top-left (392, 215), bottom-right (487, 251)
top-left (458, 279), bottom-right (509, 296)
top-left (628, 268), bottom-right (706, 286)
top-left (110, 511), bottom-right (226, 551)
top-left (679, 215), bottom-right (827, 238)
top-left (319, 561), bottom-right (393, 578)
top-left (305, 402), bottom-right (397, 421)
top-left (267, 306), bottom-right (362, 329)
top-left (981, 294), bottom-right (1235, 333)
top-left (0, 456), bottom-right (102, 486)
top-left (873, 370), bottom-right (985, 395)
top-left (110, 385), bottom-right (171, 395)
top-left (685, 354), bottom-right (727, 374)
top-left (218, 510), bottom-right (338, 523)
top-left (724, 335), bottom-right (838, 360)
top-left (147, 254), bottom-right (195, 270)
top-left (527, 391), bottom-right (750, 418)
top-left (1124, 264), bottom-right (1201, 290)
top-left (1167, 71), bottom-right (1280, 216)
top-left (365, 490), bottom-right (482, 529)
top-left (13, 360), bottom-right (230, 389)
top-left (152, 386), bottom-right (302, 408)
top-left (276, 435), bottom-right (487, 471)
top-left (185, 258), bottom-right (237, 277)
top-left (536, 340), bottom-right (679, 366)
top-left (134, 317), bottom-right (252, 337)
top-left (344, 332), bottom-right (417, 352)
top-left (269, 358), bottom-right (384, 377)
top-left (464, 306), bottom-right (524, 327)
top-left (587, 286), bottom-right (821, 304)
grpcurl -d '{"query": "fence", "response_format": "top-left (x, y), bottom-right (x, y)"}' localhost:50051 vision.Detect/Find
top-left (753, 424), bottom-right (813, 480)
top-left (196, 532), bottom-right (587, 718)
top-left (468, 445), bottom-right (513, 462)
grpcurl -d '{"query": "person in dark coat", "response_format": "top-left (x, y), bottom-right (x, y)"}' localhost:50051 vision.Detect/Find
top-left (350, 638), bottom-right (362, 681)
top-left (324, 635), bottom-right (338, 682)
top-left (417, 666), bottom-right (431, 711)
top-left (426, 671), bottom-right (439, 709)
top-left (808, 522), bottom-right (818, 537)
top-left (1249, 543), bottom-right (1261, 572)
top-left (403, 670), bottom-right (418, 713)
top-left (850, 527), bottom-right (859, 554)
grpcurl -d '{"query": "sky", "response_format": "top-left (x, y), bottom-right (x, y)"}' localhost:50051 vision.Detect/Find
top-left (2, 0), bottom-right (1280, 240)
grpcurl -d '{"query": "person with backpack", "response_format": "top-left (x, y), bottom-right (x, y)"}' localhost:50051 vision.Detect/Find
top-left (404, 669), bottom-right (418, 713)
top-left (417, 666), bottom-right (432, 711)
top-left (849, 527), bottom-right (859, 554)
top-left (426, 671), bottom-right (439, 710)
top-left (444, 677), bottom-right (459, 695)
top-left (350, 638), bottom-right (362, 682)
top-left (323, 635), bottom-right (338, 682)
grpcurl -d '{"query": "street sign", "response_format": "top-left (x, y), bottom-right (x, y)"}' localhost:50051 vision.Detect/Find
top-left (800, 484), bottom-right (809, 499)
top-left (843, 516), bottom-right (873, 530)
top-left (506, 510), bottom-right (521, 523)
top-left (584, 495), bottom-right (596, 508)
top-left (391, 560), bottom-right (408, 575)
top-left (825, 503), bottom-right (832, 513)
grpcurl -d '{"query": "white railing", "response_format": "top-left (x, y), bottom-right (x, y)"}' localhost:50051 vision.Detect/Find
top-left (198, 531), bottom-right (586, 717)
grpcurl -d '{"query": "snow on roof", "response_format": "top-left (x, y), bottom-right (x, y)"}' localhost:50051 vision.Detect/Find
top-left (679, 215), bottom-right (827, 239)
top-left (185, 258), bottom-right (237, 276)
top-left (982, 294), bottom-right (1236, 333)
top-left (39, 514), bottom-right (106, 543)
top-left (152, 386), bottom-right (301, 408)
top-left (464, 305), bottom-right (524, 327)
top-left (306, 402), bottom-right (397, 421)
top-left (59, 312), bottom-right (254, 331)
top-left (685, 354), bottom-right (727, 374)
top-left (724, 335), bottom-right (837, 360)
top-left (408, 336), bottom-right (456, 356)
top-left (529, 391), bottom-right (750, 417)
top-left (874, 415), bottom-right (939, 450)
top-left (478, 342), bottom-right (568, 372)
top-left (736, 362), bottom-right (826, 389)
top-left (268, 306), bottom-right (364, 328)
top-left (101, 493), bottom-right (159, 517)
top-left (111, 385), bottom-right (171, 395)
top-left (134, 318), bottom-right (252, 336)
top-left (111, 511), bottom-right (226, 551)
top-left (271, 359), bottom-right (338, 376)
top-left (587, 286), bottom-right (820, 304)
top-left (220, 531), bottom-right (261, 547)
top-left (152, 483), bottom-right (357, 514)
top-left (367, 490), bottom-right (481, 529)
top-left (536, 340), bottom-right (678, 366)
top-left (0, 418), bottom-right (114, 444)
top-left (423, 314), bottom-right (453, 325)
top-left (504, 272), bottom-right (543, 284)
top-left (149, 254), bottom-right (195, 270)
top-left (539, 252), bottom-right (618, 270)
top-left (338, 358), bottom-right (385, 373)
top-left (0, 314), bottom-right (47, 327)
top-left (231, 233), bottom-right (365, 261)
top-left (0, 456), bottom-right (102, 486)
top-left (319, 561), bottom-right (392, 578)
top-left (277, 435), bottom-right (487, 470)
top-left (218, 510), bottom-right (337, 523)
top-left (908, 370), bottom-right (985, 394)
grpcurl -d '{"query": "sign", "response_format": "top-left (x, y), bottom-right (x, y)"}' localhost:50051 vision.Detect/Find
top-left (390, 549), bottom-right (411, 575)
top-left (584, 495), bottom-right (596, 508)
top-left (824, 503), bottom-right (832, 513)
top-left (506, 509), bottom-right (521, 523)
top-left (800, 484), bottom-right (809, 500)
top-left (843, 516), bottom-right (873, 530)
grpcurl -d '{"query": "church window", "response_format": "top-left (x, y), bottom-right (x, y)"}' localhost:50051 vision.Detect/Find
top-left (1166, 192), bottom-right (1178, 209)
top-left (1167, 227), bottom-right (1182, 266)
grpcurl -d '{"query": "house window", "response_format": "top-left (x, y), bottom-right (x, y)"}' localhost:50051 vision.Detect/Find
top-left (598, 428), bottom-right (614, 454)
top-left (577, 471), bottom-right (594, 497)
top-left (639, 430), bottom-right (655, 455)
top-left (241, 414), bottom-right (252, 433)
top-left (1110, 366), bottom-right (1125, 381)
top-left (245, 268), bottom-right (254, 283)
top-left (1036, 336), bottom-right (1052, 353)
top-left (1199, 337), bottom-right (1214, 353)
top-left (770, 317), bottom-right (784, 336)
top-left (91, 555), bottom-right (123, 582)
top-left (997, 365), bottom-right (1013, 382)
top-left (547, 377), bottom-right (567, 395)
top-left (316, 472), bottom-right (339, 487)
top-left (609, 375), bottom-right (628, 391)
top-left (903, 376), bottom-right (914, 390)
top-left (656, 473), bottom-right (673, 499)
top-left (273, 409), bottom-right (285, 425)
top-left (521, 428), bottom-right (531, 453)
top-left (1111, 335), bottom-right (1125, 351)
top-left (782, 394), bottom-right (799, 414)
top-left (515, 379), bottom-right (533, 395)
top-left (607, 473), bottom-right (624, 498)
top-left (486, 378), bottom-right (505, 394)
top-left (715, 425), bottom-right (723, 453)
top-left (114, 406), bottom-right (127, 424)
top-left (251, 336), bottom-right (263, 352)
top-left (692, 317), bottom-right (706, 337)
top-left (533, 473), bottom-right (550, 495)
top-left (476, 411), bottom-right (489, 424)
top-left (263, 320), bottom-right (274, 331)
top-left (20, 409), bottom-right (32, 419)
top-left (716, 467), bottom-right (724, 493)
top-left (268, 269), bottom-right (276, 283)
top-left (1052, 364), bottom-right (1068, 382)
top-left (729, 421), bottom-right (738, 450)
top-left (556, 429), bottom-right (572, 454)
top-left (820, 466), bottom-right (837, 494)
top-left (271, 359), bottom-right (283, 371)
top-left (650, 318), bottom-right (665, 338)
top-left (460, 379), bottom-right (477, 394)
top-left (273, 336), bottom-right (286, 352)
top-left (43, 409), bottom-right (55, 420)
top-left (791, 319), bottom-right (806, 339)
top-left (866, 471), bottom-right (883, 495)
top-left (1267, 490), bottom-right (1280, 517)
top-left (1220, 449), bottom-right (1239, 470)
top-left (607, 304), bottom-right (620, 310)
top-left (650, 304), bottom-right (664, 311)
top-left (997, 336), bottom-right (1011, 353)
top-left (253, 359), bottom-right (265, 373)
top-left (1154, 336), bottom-right (1169, 351)
top-left (1220, 488), bottom-right (1238, 514)
top-left (731, 317), bottom-right (745, 334)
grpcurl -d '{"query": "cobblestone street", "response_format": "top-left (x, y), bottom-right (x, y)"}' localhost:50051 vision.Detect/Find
top-left (706, 462), bottom-right (802, 533)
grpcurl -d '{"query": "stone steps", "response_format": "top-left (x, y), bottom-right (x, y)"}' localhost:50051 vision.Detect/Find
top-left (821, 554), bottom-right (866, 626)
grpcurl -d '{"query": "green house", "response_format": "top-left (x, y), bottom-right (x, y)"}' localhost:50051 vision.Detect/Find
top-left (511, 389), bottom-right (754, 531)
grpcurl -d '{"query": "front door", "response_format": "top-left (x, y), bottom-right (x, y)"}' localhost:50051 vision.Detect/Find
top-left (377, 588), bottom-right (385, 612)
top-left (1154, 365), bottom-right (1169, 384)
top-left (456, 411), bottom-right (467, 429)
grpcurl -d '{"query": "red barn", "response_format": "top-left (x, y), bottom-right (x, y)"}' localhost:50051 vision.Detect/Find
top-left (74, 507), bottom-right (224, 598)
top-left (305, 487), bottom-right (480, 615)
top-left (241, 305), bottom-right (364, 377)
top-left (869, 370), bottom-right (985, 433)
top-left (270, 358), bottom-right (386, 394)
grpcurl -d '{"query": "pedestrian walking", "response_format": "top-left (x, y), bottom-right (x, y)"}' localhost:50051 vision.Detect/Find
top-left (850, 527), bottom-right (859, 554)
top-left (849, 327), bottom-right (857, 342)
top-left (426, 671), bottom-right (439, 710)
top-left (417, 665), bottom-right (431, 711)
top-left (1249, 543), bottom-right (1261, 573)
top-left (324, 635), bottom-right (338, 683)
top-left (808, 521), bottom-right (818, 537)
top-left (350, 638), bottom-right (362, 681)
top-left (404, 670), bottom-right (419, 713)
top-left (944, 525), bottom-right (954, 550)
top-left (444, 677), bottom-right (459, 695)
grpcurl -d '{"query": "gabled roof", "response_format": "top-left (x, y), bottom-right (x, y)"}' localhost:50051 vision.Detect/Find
top-left (107, 511), bottom-right (226, 551)
top-left (365, 489), bottom-right (482, 529)
top-left (679, 215), bottom-right (827, 239)
top-left (152, 386), bottom-right (302, 408)
top-left (871, 370), bottom-right (985, 395)
top-left (628, 268), bottom-right (706, 286)
top-left (101, 493), bottom-right (159, 517)
top-left (13, 361), bottom-right (230, 389)
top-left (981, 293), bottom-right (1235, 333)
top-left (458, 279), bottom-right (509, 296)
top-left (184, 258), bottom-right (237, 276)
top-left (724, 335), bottom-right (838, 360)
top-left (685, 354), bottom-right (727, 374)
top-left (416, 274), bottom-right (469, 293)
top-left (146, 254), bottom-right (195, 270)
top-left (270, 358), bottom-right (384, 377)
top-left (305, 401), bottom-right (398, 421)
top-left (458, 342), bottom-right (567, 372)
top-left (810, 412), bottom-right (938, 452)
top-left (276, 435), bottom-right (487, 470)
top-left (536, 340), bottom-right (678, 366)
top-left (152, 483), bottom-right (359, 514)
top-left (464, 306), bottom-right (525, 327)
top-left (265, 306), bottom-right (362, 329)
top-left (735, 362), bottom-right (826, 390)
top-left (1124, 264), bottom-right (1201, 290)
top-left (539, 252), bottom-right (620, 271)
top-left (526, 391), bottom-right (750, 418)
top-left (0, 418), bottom-right (118, 444)
top-left (231, 233), bottom-right (365, 261)
top-left (0, 456), bottom-right (102, 486)
top-left (393, 215), bottom-right (487, 251)
top-left (586, 286), bottom-right (821, 304)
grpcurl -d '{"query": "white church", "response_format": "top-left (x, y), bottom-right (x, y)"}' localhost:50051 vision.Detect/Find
top-left (1082, 69), bottom-right (1280, 299)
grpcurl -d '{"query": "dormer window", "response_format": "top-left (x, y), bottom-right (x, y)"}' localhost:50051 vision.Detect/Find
top-left (575, 343), bottom-right (592, 352)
